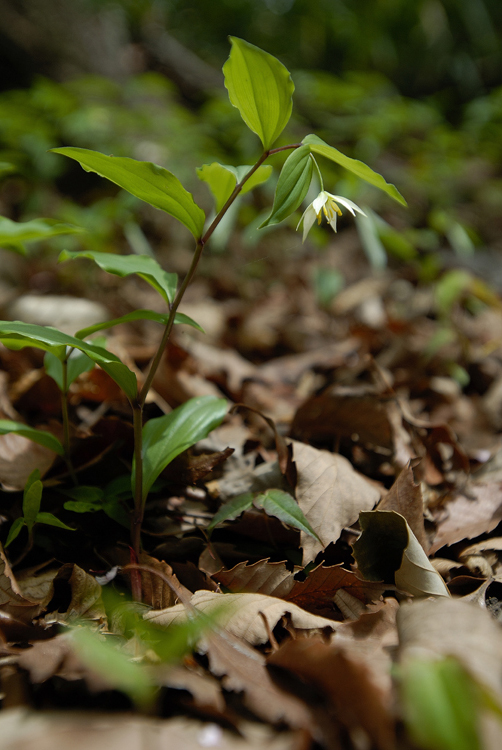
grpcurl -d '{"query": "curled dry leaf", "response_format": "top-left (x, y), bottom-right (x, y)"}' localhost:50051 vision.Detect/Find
top-left (292, 440), bottom-right (380, 564)
top-left (144, 590), bottom-right (337, 645)
top-left (0, 544), bottom-right (47, 622)
top-left (353, 510), bottom-right (450, 597)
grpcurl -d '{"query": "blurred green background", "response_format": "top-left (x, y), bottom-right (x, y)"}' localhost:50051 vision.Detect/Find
top-left (0, 0), bottom-right (502, 298)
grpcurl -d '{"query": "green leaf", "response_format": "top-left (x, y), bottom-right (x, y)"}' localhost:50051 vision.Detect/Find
top-left (0, 419), bottom-right (64, 456)
top-left (0, 322), bottom-right (137, 401)
top-left (197, 162), bottom-right (272, 213)
top-left (64, 500), bottom-right (103, 513)
top-left (137, 395), bottom-right (227, 502)
top-left (35, 511), bottom-right (75, 531)
top-left (0, 216), bottom-right (84, 255)
top-left (207, 492), bottom-right (254, 532)
top-left (302, 134), bottom-right (407, 206)
top-left (400, 657), bottom-right (482, 750)
top-left (23, 469), bottom-right (43, 533)
top-left (75, 309), bottom-right (203, 340)
top-left (51, 147), bottom-right (205, 239)
top-left (5, 517), bottom-right (25, 547)
top-left (260, 145), bottom-right (313, 227)
top-left (70, 626), bottom-right (155, 708)
top-left (0, 162), bottom-right (16, 177)
top-left (59, 250), bottom-right (178, 305)
top-left (254, 489), bottom-right (321, 541)
top-left (223, 37), bottom-right (294, 150)
top-left (44, 349), bottom-right (95, 392)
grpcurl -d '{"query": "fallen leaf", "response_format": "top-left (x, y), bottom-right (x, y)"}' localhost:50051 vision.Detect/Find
top-left (0, 431), bottom-right (58, 490)
top-left (292, 440), bottom-right (380, 563)
top-left (144, 590), bottom-right (337, 645)
top-left (377, 465), bottom-right (428, 552)
top-left (397, 597), bottom-right (502, 708)
top-left (430, 480), bottom-right (502, 554)
top-left (0, 710), bottom-right (301, 750)
top-left (353, 510), bottom-right (450, 597)
top-left (202, 628), bottom-right (314, 729)
top-left (267, 637), bottom-right (395, 750)
top-left (0, 544), bottom-right (46, 622)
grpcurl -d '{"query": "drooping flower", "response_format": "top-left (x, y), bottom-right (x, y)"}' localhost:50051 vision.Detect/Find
top-left (296, 191), bottom-right (366, 242)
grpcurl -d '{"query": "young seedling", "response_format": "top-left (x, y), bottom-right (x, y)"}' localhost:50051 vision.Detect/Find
top-left (0, 38), bottom-right (405, 584)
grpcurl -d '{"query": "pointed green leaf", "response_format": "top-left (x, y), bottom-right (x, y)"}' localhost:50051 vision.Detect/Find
top-left (400, 657), bottom-right (482, 750)
top-left (0, 322), bottom-right (137, 401)
top-left (70, 626), bottom-right (155, 708)
top-left (302, 134), bottom-right (407, 207)
top-left (0, 162), bottom-right (16, 177)
top-left (59, 250), bottom-right (178, 305)
top-left (207, 492), bottom-right (254, 532)
top-left (51, 147), bottom-right (205, 239)
top-left (23, 469), bottom-right (43, 533)
top-left (0, 216), bottom-right (84, 255)
top-left (197, 162), bottom-right (272, 213)
top-left (0, 419), bottom-right (64, 456)
top-left (137, 395), bottom-right (227, 502)
top-left (75, 309), bottom-right (203, 340)
top-left (44, 349), bottom-right (96, 392)
top-left (35, 511), bottom-right (75, 531)
top-left (254, 489), bottom-right (321, 541)
top-left (223, 37), bottom-right (294, 150)
top-left (5, 517), bottom-right (25, 547)
top-left (260, 145), bottom-right (313, 227)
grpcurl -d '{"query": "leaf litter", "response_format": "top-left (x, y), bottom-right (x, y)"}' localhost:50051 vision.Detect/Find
top-left (3, 214), bottom-right (502, 750)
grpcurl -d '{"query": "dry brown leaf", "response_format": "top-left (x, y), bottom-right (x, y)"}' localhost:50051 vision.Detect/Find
top-left (144, 590), bottom-right (337, 645)
top-left (0, 431), bottom-right (58, 490)
top-left (292, 440), bottom-right (380, 563)
top-left (138, 554), bottom-right (180, 610)
top-left (286, 564), bottom-right (387, 618)
top-left (397, 597), bottom-right (502, 707)
top-left (0, 709), bottom-right (301, 750)
top-left (0, 545), bottom-right (46, 622)
top-left (203, 628), bottom-right (314, 729)
top-left (267, 637), bottom-right (395, 750)
top-left (291, 385), bottom-right (394, 448)
top-left (40, 563), bottom-right (105, 626)
top-left (377, 466), bottom-right (428, 552)
top-left (213, 559), bottom-right (296, 598)
top-left (430, 480), bottom-right (502, 554)
top-left (151, 663), bottom-right (225, 712)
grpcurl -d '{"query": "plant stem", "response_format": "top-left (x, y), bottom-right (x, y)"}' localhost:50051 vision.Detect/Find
top-left (130, 142), bottom-right (302, 569)
top-left (60, 359), bottom-right (77, 485)
top-left (131, 403), bottom-right (144, 559)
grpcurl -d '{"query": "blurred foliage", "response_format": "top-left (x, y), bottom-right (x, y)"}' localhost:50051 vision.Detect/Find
top-left (90, 0), bottom-right (502, 111)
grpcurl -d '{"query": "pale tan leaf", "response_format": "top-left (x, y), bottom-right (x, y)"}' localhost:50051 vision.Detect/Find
top-left (0, 544), bottom-right (45, 622)
top-left (397, 598), bottom-right (502, 707)
top-left (144, 590), bottom-right (337, 645)
top-left (40, 564), bottom-right (105, 626)
top-left (0, 431), bottom-right (57, 490)
top-left (151, 663), bottom-right (225, 712)
top-left (430, 481), bottom-right (502, 554)
top-left (0, 709), bottom-right (301, 750)
top-left (203, 628), bottom-right (314, 728)
top-left (292, 440), bottom-right (380, 564)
